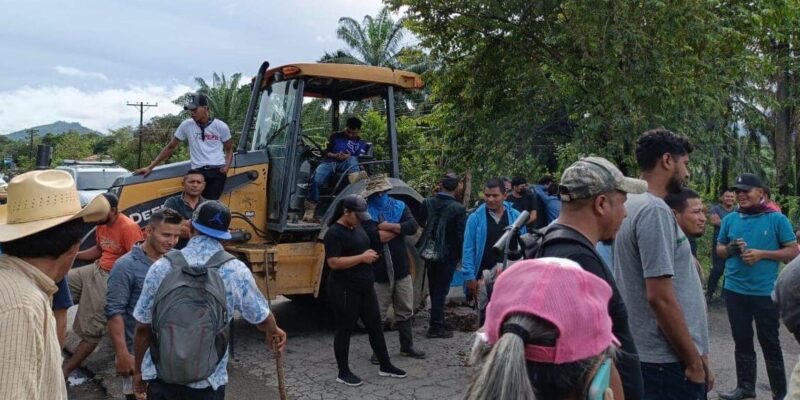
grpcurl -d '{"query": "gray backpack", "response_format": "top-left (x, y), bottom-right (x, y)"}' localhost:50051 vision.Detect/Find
top-left (150, 249), bottom-right (234, 384)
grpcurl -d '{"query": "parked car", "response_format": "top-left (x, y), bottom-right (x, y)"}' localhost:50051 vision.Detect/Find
top-left (56, 160), bottom-right (130, 206)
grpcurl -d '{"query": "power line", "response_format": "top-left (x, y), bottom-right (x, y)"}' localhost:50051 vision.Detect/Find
top-left (127, 101), bottom-right (158, 168)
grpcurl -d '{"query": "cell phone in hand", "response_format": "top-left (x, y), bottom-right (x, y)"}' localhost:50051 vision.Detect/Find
top-left (587, 358), bottom-right (612, 400)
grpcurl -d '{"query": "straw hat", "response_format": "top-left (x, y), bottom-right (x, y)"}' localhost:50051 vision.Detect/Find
top-left (0, 170), bottom-right (111, 242)
top-left (362, 174), bottom-right (393, 198)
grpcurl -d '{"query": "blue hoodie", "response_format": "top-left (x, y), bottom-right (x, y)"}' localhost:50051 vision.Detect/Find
top-left (461, 202), bottom-right (525, 281)
top-left (533, 184), bottom-right (561, 225)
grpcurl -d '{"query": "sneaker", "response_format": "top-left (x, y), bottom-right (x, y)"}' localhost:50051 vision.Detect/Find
top-left (400, 347), bottom-right (426, 359)
top-left (336, 370), bottom-right (364, 386)
top-left (426, 327), bottom-right (454, 339)
top-left (378, 364), bottom-right (407, 378)
top-left (370, 354), bottom-right (380, 365)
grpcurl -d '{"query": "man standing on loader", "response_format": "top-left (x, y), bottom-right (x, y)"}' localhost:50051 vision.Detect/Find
top-left (134, 93), bottom-right (233, 200)
top-left (304, 117), bottom-right (369, 222)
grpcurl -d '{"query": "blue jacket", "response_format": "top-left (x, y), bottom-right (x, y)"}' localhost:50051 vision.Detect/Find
top-left (534, 185), bottom-right (561, 225)
top-left (461, 203), bottom-right (525, 281)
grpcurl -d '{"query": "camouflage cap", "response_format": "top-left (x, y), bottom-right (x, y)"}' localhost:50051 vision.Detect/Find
top-left (775, 258), bottom-right (800, 335)
top-left (558, 156), bottom-right (648, 202)
top-left (361, 174), bottom-right (393, 198)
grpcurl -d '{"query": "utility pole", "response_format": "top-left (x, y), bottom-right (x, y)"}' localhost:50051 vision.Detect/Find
top-left (27, 128), bottom-right (38, 165)
top-left (126, 101), bottom-right (157, 168)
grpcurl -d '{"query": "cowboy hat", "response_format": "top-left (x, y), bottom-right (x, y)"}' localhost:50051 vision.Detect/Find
top-left (362, 174), bottom-right (393, 198)
top-left (0, 170), bottom-right (111, 242)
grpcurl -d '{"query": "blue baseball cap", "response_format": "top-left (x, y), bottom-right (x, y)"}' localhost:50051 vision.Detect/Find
top-left (191, 200), bottom-right (232, 240)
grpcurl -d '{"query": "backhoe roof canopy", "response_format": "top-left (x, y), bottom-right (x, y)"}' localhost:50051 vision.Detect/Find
top-left (263, 63), bottom-right (423, 101)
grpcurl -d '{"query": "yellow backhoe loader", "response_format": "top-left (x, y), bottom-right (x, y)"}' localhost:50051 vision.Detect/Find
top-left (102, 61), bottom-right (427, 305)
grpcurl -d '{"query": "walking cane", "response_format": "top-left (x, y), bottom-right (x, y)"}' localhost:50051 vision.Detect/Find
top-left (270, 335), bottom-right (288, 400)
top-left (264, 278), bottom-right (288, 400)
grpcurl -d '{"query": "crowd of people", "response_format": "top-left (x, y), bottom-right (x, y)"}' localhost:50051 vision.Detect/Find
top-left (3, 94), bottom-right (800, 400)
top-left (0, 94), bottom-right (287, 400)
top-left (461, 129), bottom-right (800, 400)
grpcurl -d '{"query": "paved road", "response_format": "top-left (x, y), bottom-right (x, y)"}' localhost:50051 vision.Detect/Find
top-left (68, 297), bottom-right (800, 399)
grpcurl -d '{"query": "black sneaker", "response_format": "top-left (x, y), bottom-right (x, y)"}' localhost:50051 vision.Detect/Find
top-left (336, 370), bottom-right (364, 386)
top-left (369, 354), bottom-right (380, 365)
top-left (426, 327), bottom-right (454, 339)
top-left (378, 364), bottom-right (407, 378)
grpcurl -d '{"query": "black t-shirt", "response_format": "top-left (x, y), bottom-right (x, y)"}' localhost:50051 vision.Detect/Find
top-left (324, 222), bottom-right (374, 291)
top-left (508, 192), bottom-right (537, 214)
top-left (539, 224), bottom-right (641, 399)
top-left (508, 192), bottom-right (539, 230)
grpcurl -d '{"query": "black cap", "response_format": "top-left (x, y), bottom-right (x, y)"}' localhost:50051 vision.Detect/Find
top-left (191, 200), bottom-right (232, 240)
top-left (733, 173), bottom-right (764, 191)
top-left (341, 194), bottom-right (371, 222)
top-left (184, 93), bottom-right (209, 111)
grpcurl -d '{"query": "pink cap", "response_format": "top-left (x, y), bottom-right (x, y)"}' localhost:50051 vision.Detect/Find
top-left (483, 257), bottom-right (618, 364)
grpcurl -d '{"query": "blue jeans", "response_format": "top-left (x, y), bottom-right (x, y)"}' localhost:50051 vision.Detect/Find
top-left (641, 361), bottom-right (706, 400)
top-left (309, 157), bottom-right (359, 203)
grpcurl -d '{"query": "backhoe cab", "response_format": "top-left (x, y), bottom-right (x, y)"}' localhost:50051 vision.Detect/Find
top-left (107, 61), bottom-right (426, 302)
top-left (243, 62), bottom-right (424, 233)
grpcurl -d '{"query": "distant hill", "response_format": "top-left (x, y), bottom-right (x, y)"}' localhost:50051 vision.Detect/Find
top-left (4, 121), bottom-right (100, 140)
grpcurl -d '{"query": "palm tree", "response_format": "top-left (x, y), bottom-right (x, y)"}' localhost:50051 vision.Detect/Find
top-left (320, 7), bottom-right (434, 115)
top-left (322, 7), bottom-right (408, 68)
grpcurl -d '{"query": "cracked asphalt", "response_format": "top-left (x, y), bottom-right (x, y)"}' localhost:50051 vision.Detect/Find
top-left (68, 296), bottom-right (800, 399)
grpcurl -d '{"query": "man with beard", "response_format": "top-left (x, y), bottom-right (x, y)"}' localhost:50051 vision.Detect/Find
top-left (665, 188), bottom-right (707, 282)
top-left (63, 193), bottom-right (144, 378)
top-left (708, 188), bottom-right (736, 301)
top-left (105, 209), bottom-right (182, 400)
top-left (507, 177), bottom-right (538, 231)
top-left (539, 156), bottom-right (647, 400)
top-left (614, 129), bottom-right (713, 399)
top-left (716, 174), bottom-right (798, 400)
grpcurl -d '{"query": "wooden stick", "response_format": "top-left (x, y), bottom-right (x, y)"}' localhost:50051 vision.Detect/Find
top-left (271, 335), bottom-right (288, 400)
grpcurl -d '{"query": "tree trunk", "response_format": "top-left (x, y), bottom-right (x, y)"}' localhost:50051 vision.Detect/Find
top-left (774, 67), bottom-right (792, 195)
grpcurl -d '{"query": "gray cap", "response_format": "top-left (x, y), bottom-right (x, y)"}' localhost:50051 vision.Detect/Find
top-left (774, 257), bottom-right (800, 334)
top-left (361, 174), bottom-right (393, 198)
top-left (559, 156), bottom-right (648, 202)
top-left (341, 194), bottom-right (371, 222)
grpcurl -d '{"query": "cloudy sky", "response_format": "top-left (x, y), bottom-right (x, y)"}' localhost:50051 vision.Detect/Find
top-left (0, 0), bottom-right (387, 135)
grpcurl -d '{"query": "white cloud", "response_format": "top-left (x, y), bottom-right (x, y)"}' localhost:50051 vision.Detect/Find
top-left (315, 34), bottom-right (335, 43)
top-left (0, 84), bottom-right (192, 135)
top-left (54, 66), bottom-right (110, 82)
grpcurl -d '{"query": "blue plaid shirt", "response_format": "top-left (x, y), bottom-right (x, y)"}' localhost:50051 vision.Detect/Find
top-left (133, 235), bottom-right (270, 389)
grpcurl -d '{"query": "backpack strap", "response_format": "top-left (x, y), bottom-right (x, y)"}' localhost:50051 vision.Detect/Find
top-left (164, 250), bottom-right (189, 269)
top-left (538, 226), bottom-right (611, 269)
top-left (163, 249), bottom-right (235, 270)
top-left (204, 250), bottom-right (236, 269)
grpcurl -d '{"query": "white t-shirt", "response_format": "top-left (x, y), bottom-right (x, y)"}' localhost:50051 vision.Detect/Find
top-left (174, 118), bottom-right (231, 168)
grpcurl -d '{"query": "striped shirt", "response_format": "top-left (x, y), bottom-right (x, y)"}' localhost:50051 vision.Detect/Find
top-left (0, 255), bottom-right (68, 400)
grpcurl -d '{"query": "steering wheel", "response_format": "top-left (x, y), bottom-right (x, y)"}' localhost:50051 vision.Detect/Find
top-left (300, 134), bottom-right (326, 159)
